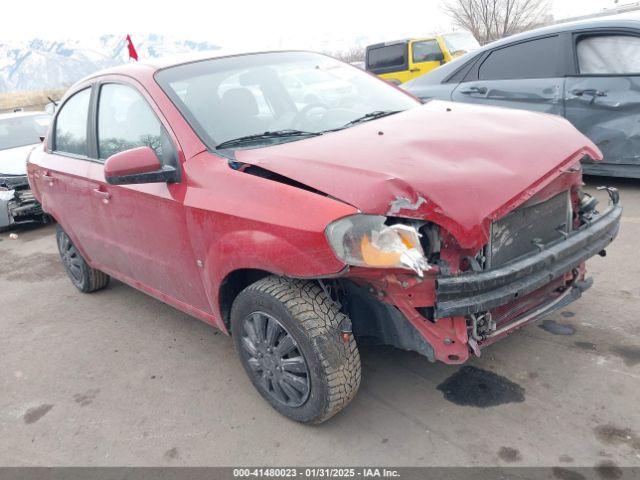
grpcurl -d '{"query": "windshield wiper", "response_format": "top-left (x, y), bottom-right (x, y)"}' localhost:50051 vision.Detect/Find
top-left (216, 129), bottom-right (321, 150)
top-left (341, 110), bottom-right (404, 128)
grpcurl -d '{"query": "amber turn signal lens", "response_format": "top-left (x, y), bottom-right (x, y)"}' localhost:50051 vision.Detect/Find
top-left (360, 234), bottom-right (402, 266)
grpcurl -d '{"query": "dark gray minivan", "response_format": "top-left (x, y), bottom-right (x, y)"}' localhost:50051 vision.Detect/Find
top-left (402, 16), bottom-right (640, 178)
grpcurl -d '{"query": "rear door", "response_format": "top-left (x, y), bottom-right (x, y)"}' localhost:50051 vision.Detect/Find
top-left (451, 35), bottom-right (565, 115)
top-left (564, 30), bottom-right (640, 176)
top-left (29, 86), bottom-right (109, 263)
top-left (88, 79), bottom-right (210, 312)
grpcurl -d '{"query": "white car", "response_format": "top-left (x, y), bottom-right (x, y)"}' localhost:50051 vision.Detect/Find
top-left (0, 111), bottom-right (51, 229)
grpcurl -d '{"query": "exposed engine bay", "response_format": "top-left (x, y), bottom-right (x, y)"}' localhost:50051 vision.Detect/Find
top-left (0, 175), bottom-right (46, 229)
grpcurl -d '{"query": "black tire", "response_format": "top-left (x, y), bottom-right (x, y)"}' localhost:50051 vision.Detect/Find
top-left (231, 276), bottom-right (361, 424)
top-left (56, 224), bottom-right (110, 293)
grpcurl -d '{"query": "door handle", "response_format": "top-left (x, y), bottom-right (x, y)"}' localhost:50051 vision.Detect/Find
top-left (572, 88), bottom-right (606, 97)
top-left (460, 86), bottom-right (487, 95)
top-left (92, 188), bottom-right (111, 204)
top-left (41, 172), bottom-right (56, 186)
top-left (409, 68), bottom-right (421, 73)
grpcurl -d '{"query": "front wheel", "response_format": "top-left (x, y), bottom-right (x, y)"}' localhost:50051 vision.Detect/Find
top-left (231, 276), bottom-right (360, 423)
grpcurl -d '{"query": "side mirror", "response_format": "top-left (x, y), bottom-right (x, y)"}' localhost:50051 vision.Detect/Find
top-left (104, 146), bottom-right (179, 185)
top-left (435, 52), bottom-right (445, 64)
top-left (44, 102), bottom-right (57, 115)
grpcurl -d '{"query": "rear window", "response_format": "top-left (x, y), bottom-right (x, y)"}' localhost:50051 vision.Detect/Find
top-left (367, 44), bottom-right (407, 71)
top-left (479, 36), bottom-right (560, 80)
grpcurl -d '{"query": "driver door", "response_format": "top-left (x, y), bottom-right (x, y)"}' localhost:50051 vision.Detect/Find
top-left (408, 39), bottom-right (444, 81)
top-left (87, 79), bottom-right (210, 312)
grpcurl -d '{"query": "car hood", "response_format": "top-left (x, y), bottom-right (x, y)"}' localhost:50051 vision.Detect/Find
top-left (0, 144), bottom-right (37, 176)
top-left (235, 101), bottom-right (601, 249)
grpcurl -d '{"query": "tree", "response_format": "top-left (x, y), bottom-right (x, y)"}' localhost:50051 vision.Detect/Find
top-left (327, 46), bottom-right (366, 64)
top-left (442, 0), bottom-right (552, 45)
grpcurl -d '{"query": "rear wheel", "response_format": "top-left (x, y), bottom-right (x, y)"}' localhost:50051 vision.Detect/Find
top-left (56, 225), bottom-right (110, 293)
top-left (231, 276), bottom-right (360, 423)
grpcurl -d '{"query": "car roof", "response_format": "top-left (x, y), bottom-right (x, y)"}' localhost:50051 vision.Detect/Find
top-left (366, 32), bottom-right (475, 49)
top-left (0, 110), bottom-right (49, 121)
top-left (481, 12), bottom-right (640, 49)
top-left (76, 48), bottom-right (315, 85)
top-left (403, 12), bottom-right (640, 89)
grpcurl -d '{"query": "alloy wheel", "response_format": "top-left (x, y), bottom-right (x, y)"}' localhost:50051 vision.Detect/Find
top-left (59, 233), bottom-right (83, 285)
top-left (240, 311), bottom-right (311, 407)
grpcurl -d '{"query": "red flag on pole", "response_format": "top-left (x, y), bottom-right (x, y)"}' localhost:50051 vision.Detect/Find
top-left (126, 34), bottom-right (139, 61)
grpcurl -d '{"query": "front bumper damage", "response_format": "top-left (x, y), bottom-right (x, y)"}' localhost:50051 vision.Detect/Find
top-left (435, 203), bottom-right (622, 318)
top-left (346, 194), bottom-right (622, 365)
top-left (0, 175), bottom-right (45, 229)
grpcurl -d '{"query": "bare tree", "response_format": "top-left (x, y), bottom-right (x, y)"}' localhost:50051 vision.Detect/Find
top-left (326, 46), bottom-right (366, 64)
top-left (442, 0), bottom-right (552, 44)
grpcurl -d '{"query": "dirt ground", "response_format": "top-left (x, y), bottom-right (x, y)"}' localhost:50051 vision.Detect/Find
top-left (0, 177), bottom-right (638, 468)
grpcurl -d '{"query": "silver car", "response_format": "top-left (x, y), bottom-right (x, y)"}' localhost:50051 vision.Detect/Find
top-left (0, 111), bottom-right (51, 228)
top-left (402, 15), bottom-right (640, 179)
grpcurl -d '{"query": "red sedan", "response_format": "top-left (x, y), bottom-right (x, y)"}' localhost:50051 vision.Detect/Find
top-left (27, 51), bottom-right (621, 423)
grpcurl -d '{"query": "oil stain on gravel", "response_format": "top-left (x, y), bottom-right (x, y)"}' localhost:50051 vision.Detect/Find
top-left (594, 424), bottom-right (640, 451)
top-left (595, 460), bottom-right (623, 480)
top-left (73, 389), bottom-right (100, 407)
top-left (0, 251), bottom-right (64, 282)
top-left (23, 404), bottom-right (53, 424)
top-left (552, 467), bottom-right (585, 480)
top-left (574, 341), bottom-right (597, 351)
top-left (497, 446), bottom-right (522, 463)
top-left (609, 345), bottom-right (640, 367)
top-left (164, 447), bottom-right (180, 461)
top-left (436, 366), bottom-right (525, 407)
top-left (538, 319), bottom-right (576, 336)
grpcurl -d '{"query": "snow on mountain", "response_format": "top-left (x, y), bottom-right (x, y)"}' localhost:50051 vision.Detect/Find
top-left (0, 35), bottom-right (220, 93)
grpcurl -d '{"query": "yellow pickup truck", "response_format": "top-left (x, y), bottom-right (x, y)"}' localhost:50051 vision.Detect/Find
top-left (365, 32), bottom-right (480, 84)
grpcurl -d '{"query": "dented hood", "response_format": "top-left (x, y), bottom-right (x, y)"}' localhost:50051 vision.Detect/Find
top-left (235, 101), bottom-right (601, 249)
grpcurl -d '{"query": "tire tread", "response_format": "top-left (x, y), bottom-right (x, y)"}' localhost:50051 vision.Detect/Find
top-left (241, 276), bottom-right (361, 423)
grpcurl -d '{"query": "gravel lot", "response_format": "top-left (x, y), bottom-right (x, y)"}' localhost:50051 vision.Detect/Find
top-left (1, 177), bottom-right (639, 468)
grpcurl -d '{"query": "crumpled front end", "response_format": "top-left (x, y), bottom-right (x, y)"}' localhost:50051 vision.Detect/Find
top-left (232, 101), bottom-right (621, 364)
top-left (0, 175), bottom-right (45, 229)
top-left (339, 179), bottom-right (621, 365)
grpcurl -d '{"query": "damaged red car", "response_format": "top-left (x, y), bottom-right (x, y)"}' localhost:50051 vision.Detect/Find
top-left (27, 51), bottom-right (621, 423)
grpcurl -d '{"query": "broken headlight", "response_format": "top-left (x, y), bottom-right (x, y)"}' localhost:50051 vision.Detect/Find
top-left (325, 215), bottom-right (430, 276)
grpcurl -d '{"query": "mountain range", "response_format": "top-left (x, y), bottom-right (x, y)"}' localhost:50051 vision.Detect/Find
top-left (0, 34), bottom-right (220, 93)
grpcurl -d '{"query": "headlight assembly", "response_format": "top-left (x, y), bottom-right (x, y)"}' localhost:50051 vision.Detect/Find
top-left (325, 215), bottom-right (431, 276)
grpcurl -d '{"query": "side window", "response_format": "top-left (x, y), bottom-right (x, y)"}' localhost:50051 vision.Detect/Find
top-left (577, 35), bottom-right (640, 74)
top-left (478, 36), bottom-right (560, 80)
top-left (412, 40), bottom-right (442, 63)
top-left (55, 88), bottom-right (91, 156)
top-left (367, 44), bottom-right (407, 70)
top-left (97, 84), bottom-right (174, 164)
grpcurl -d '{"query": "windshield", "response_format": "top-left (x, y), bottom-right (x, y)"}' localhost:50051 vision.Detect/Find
top-left (156, 51), bottom-right (419, 149)
top-left (442, 32), bottom-right (481, 56)
top-left (0, 114), bottom-right (51, 151)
